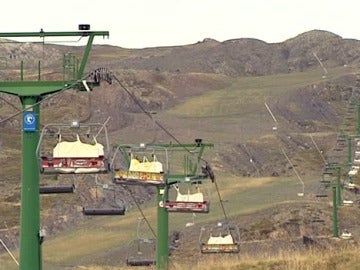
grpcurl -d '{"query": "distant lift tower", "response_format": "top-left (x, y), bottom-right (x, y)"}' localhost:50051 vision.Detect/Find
top-left (0, 26), bottom-right (109, 270)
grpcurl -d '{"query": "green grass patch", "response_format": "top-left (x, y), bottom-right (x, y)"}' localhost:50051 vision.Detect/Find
top-left (166, 66), bottom-right (352, 119)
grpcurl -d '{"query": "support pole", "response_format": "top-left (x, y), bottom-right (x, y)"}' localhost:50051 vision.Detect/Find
top-left (78, 34), bottom-right (95, 79)
top-left (38, 60), bottom-right (41, 81)
top-left (20, 61), bottom-right (24, 81)
top-left (335, 167), bottom-right (342, 206)
top-left (19, 96), bottom-right (41, 270)
top-left (357, 104), bottom-right (360, 136)
top-left (156, 186), bottom-right (169, 270)
top-left (332, 186), bottom-right (339, 238)
top-left (347, 137), bottom-right (352, 170)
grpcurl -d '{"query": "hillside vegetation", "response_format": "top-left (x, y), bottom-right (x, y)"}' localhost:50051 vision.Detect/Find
top-left (1, 29), bottom-right (360, 269)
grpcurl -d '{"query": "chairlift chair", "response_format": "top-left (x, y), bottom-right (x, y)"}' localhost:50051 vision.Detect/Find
top-left (315, 194), bottom-right (328, 198)
top-left (126, 218), bottom-right (156, 266)
top-left (342, 199), bottom-right (354, 207)
top-left (337, 137), bottom-right (346, 142)
top-left (320, 174), bottom-right (333, 185)
top-left (354, 158), bottom-right (360, 165)
top-left (348, 168), bottom-right (358, 177)
top-left (340, 229), bottom-right (353, 240)
top-left (311, 218), bottom-right (325, 223)
top-left (83, 179), bottom-right (126, 216)
top-left (126, 238), bottom-right (156, 266)
top-left (199, 222), bottom-right (240, 254)
top-left (37, 122), bottom-right (111, 174)
top-left (321, 165), bottom-right (339, 184)
top-left (315, 182), bottom-right (329, 198)
top-left (113, 144), bottom-right (167, 186)
top-left (344, 182), bottom-right (358, 192)
top-left (165, 183), bottom-right (210, 213)
top-left (322, 171), bottom-right (333, 176)
top-left (185, 213), bottom-right (197, 227)
top-left (82, 207), bottom-right (125, 216)
top-left (341, 182), bottom-right (357, 206)
top-left (40, 184), bottom-right (75, 194)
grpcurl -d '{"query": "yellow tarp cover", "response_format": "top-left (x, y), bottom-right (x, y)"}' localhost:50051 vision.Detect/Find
top-left (129, 156), bottom-right (163, 173)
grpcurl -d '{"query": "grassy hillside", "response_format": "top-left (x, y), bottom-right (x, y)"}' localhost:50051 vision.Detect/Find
top-left (1, 172), bottom-right (359, 270)
top-left (0, 173), bottom-right (314, 269)
top-left (0, 28), bottom-right (360, 270)
top-left (1, 46), bottom-right (360, 269)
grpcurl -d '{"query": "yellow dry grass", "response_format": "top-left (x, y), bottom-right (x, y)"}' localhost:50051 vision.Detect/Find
top-left (43, 229), bottom-right (128, 263)
top-left (217, 176), bottom-right (274, 195)
top-left (29, 244), bottom-right (359, 270)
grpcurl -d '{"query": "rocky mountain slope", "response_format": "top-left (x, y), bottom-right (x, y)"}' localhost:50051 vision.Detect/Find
top-left (95, 30), bottom-right (360, 76)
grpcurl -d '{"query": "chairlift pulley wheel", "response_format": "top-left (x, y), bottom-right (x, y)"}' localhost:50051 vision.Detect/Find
top-left (79, 24), bottom-right (90, 31)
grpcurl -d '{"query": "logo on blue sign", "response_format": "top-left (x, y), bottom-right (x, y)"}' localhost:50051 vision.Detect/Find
top-left (23, 112), bottom-right (37, 132)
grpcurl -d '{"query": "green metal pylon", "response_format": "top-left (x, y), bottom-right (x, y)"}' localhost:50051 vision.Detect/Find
top-left (157, 186), bottom-right (169, 270)
top-left (335, 166), bottom-right (342, 206)
top-left (0, 28), bottom-right (109, 270)
top-left (20, 96), bottom-right (41, 269)
top-left (332, 186), bottom-right (339, 237)
top-left (347, 136), bottom-right (352, 170)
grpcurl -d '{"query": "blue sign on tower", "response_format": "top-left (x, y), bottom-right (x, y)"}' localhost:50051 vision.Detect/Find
top-left (23, 112), bottom-right (37, 132)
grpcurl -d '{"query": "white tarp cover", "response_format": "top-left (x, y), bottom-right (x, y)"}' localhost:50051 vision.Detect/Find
top-left (53, 136), bottom-right (104, 158)
top-left (207, 234), bottom-right (234, 245)
top-left (176, 191), bottom-right (204, 202)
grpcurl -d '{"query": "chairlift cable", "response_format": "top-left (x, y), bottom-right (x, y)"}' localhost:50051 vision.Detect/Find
top-left (281, 148), bottom-right (305, 195)
top-left (0, 239), bottom-right (18, 266)
top-left (0, 96), bottom-right (21, 112)
top-left (264, 102), bottom-right (278, 125)
top-left (113, 73), bottom-right (230, 219)
top-left (120, 184), bottom-right (157, 238)
top-left (0, 79), bottom-right (84, 125)
top-left (114, 75), bottom-right (182, 145)
top-left (77, 91), bottom-right (93, 123)
top-left (113, 74), bottom-right (210, 162)
top-left (113, 73), bottom-right (230, 262)
top-left (214, 179), bottom-right (229, 221)
top-left (310, 134), bottom-right (326, 164)
top-left (0, 89), bottom-right (64, 124)
top-left (93, 116), bottom-right (111, 141)
top-left (264, 102), bottom-right (306, 196)
top-left (3, 221), bottom-right (18, 250)
top-left (242, 143), bottom-right (260, 176)
top-left (0, 67), bottom-right (112, 126)
top-left (0, 36), bottom-right (84, 45)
